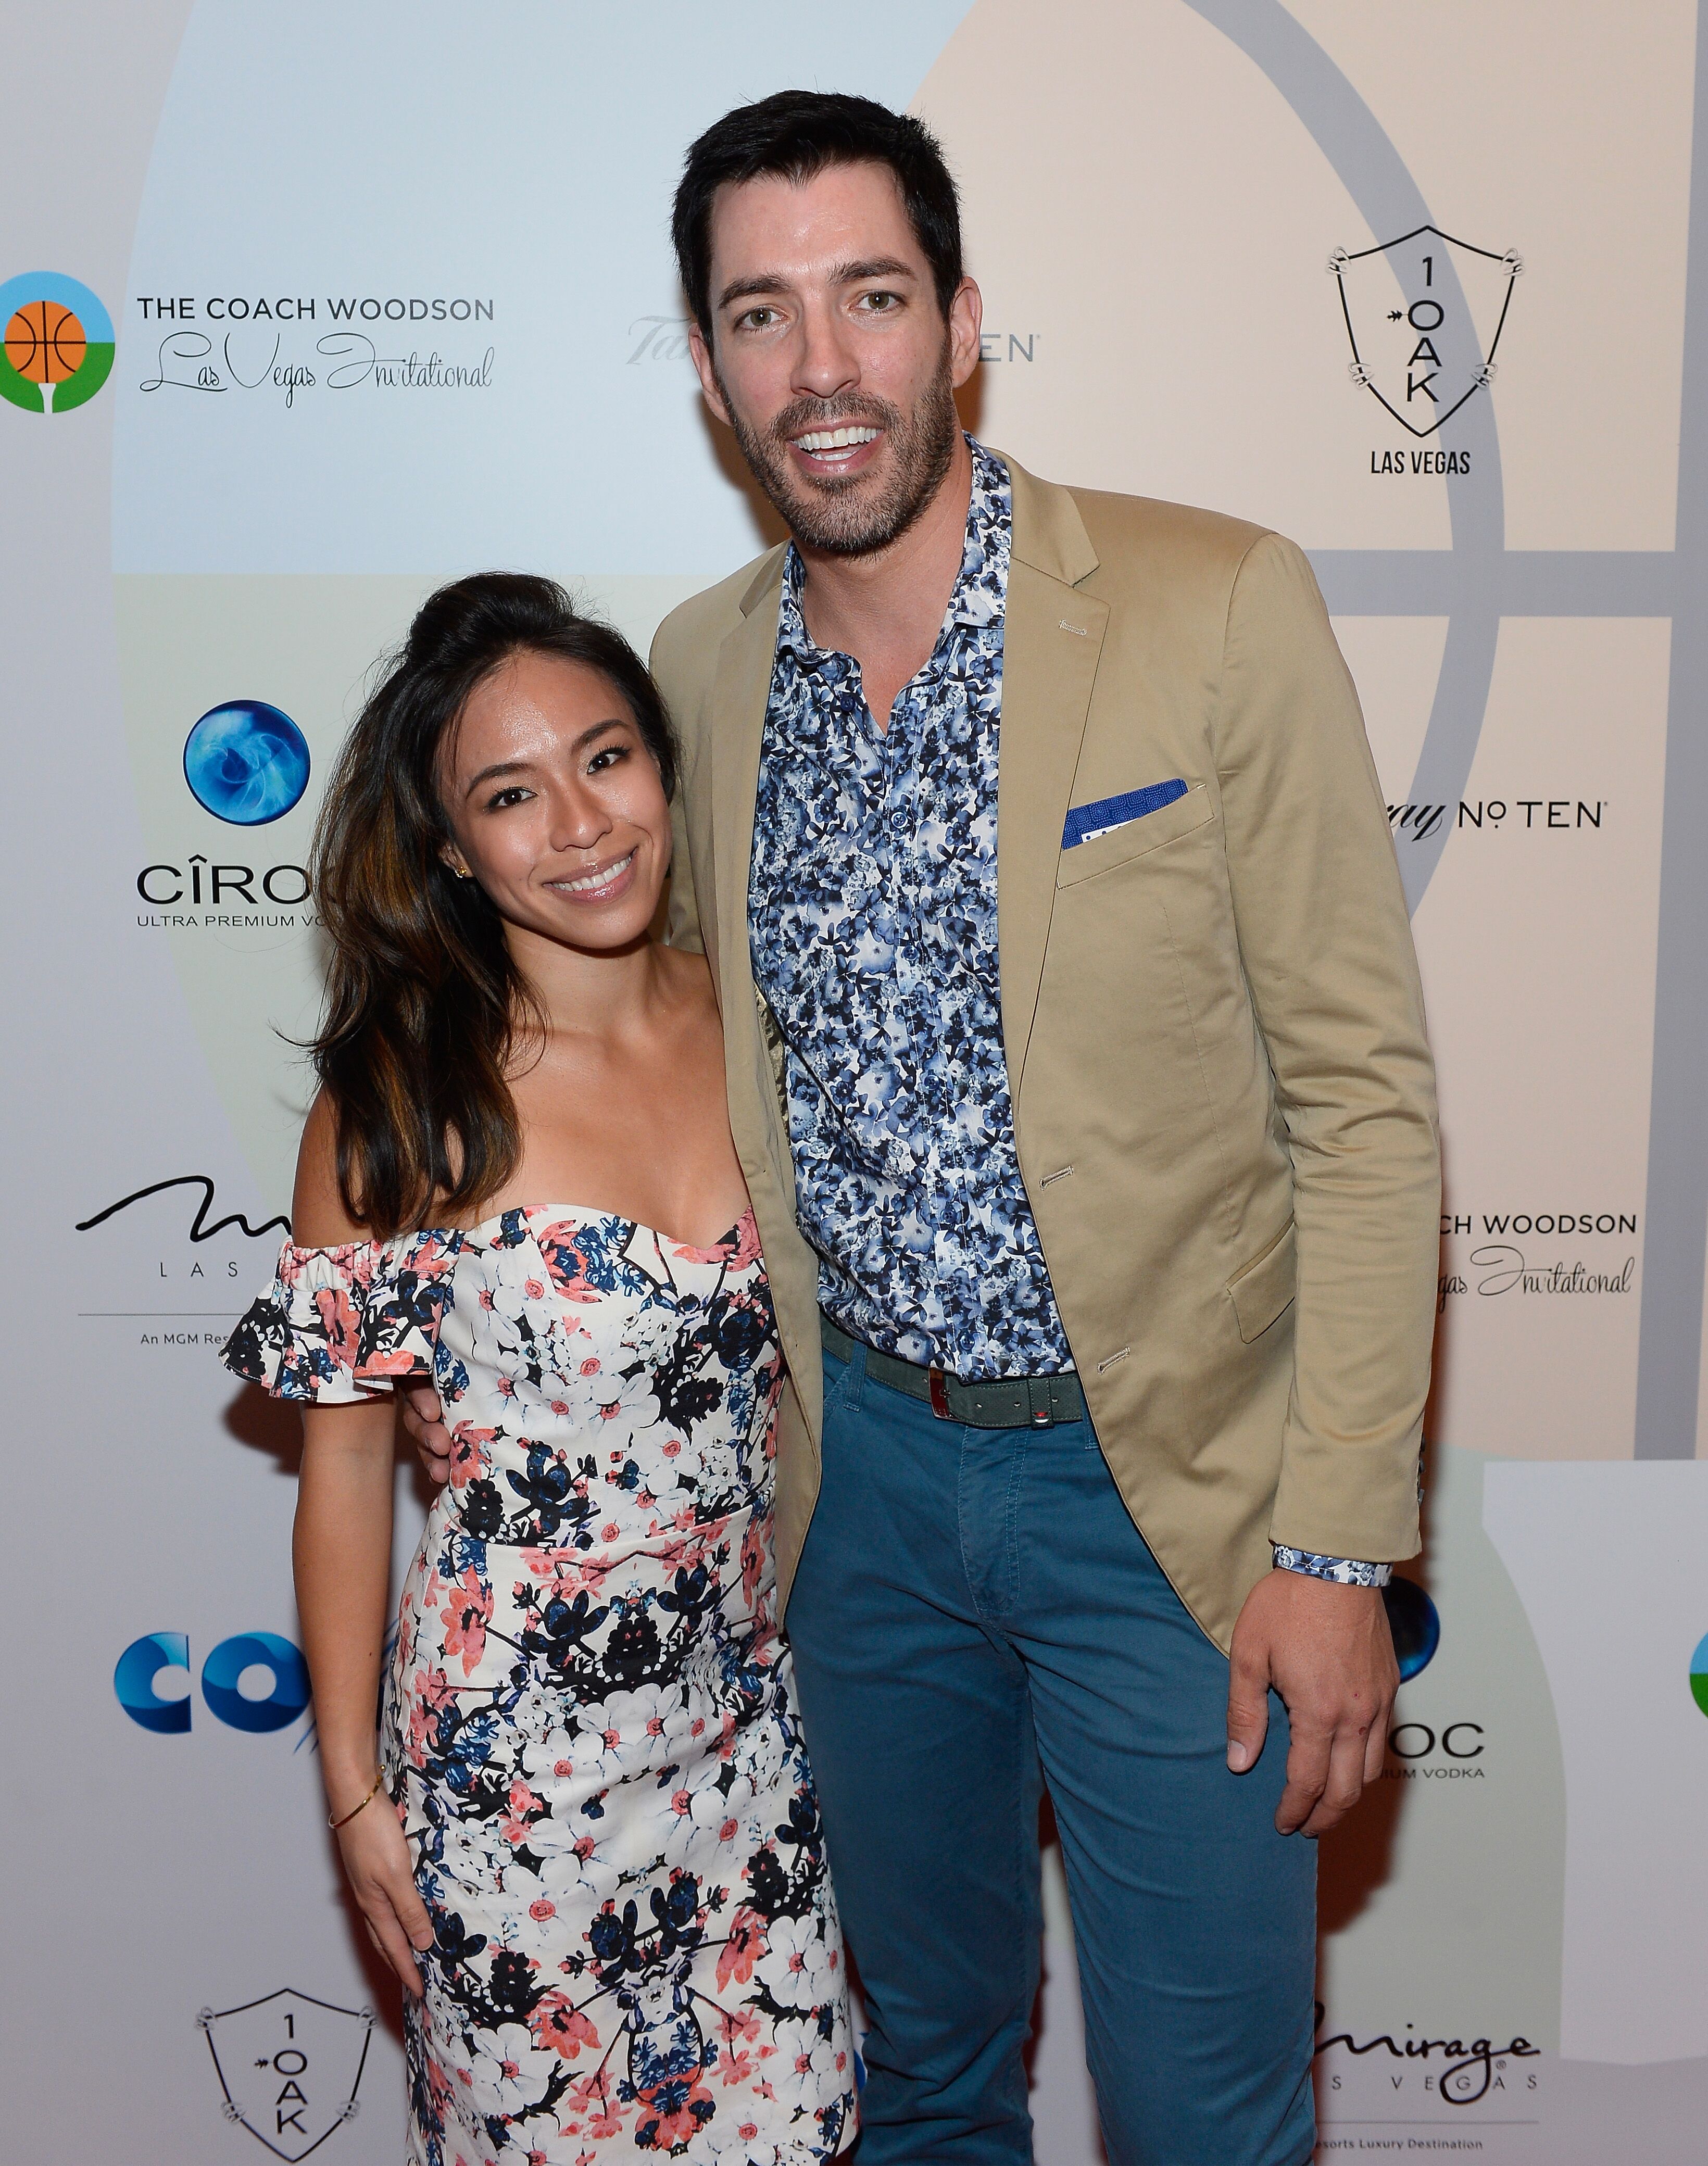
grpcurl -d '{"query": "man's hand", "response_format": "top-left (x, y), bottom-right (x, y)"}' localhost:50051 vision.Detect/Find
top-left (1225, 1568), bottom-right (1398, 1836)
top-left (398, 1380), bottom-right (453, 1485)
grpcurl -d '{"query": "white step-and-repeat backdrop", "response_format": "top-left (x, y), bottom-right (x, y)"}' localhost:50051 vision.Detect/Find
top-left (5, 3), bottom-right (1706, 2159)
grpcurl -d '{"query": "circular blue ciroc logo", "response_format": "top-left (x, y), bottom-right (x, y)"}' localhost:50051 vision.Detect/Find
top-left (1382, 1576), bottom-right (1441, 1681)
top-left (183, 700), bottom-right (311, 825)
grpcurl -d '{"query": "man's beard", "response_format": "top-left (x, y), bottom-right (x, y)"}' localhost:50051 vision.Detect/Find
top-left (717, 346), bottom-right (960, 558)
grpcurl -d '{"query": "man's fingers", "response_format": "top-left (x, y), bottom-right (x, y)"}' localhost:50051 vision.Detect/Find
top-left (1225, 1646), bottom-right (1272, 1773)
top-left (1275, 1716), bottom-right (1333, 1833)
top-left (1301, 1723), bottom-right (1373, 1837)
top-left (1363, 1706), bottom-right (1389, 1789)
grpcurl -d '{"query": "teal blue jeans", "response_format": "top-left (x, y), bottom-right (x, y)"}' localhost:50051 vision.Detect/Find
top-left (787, 1344), bottom-right (1317, 2166)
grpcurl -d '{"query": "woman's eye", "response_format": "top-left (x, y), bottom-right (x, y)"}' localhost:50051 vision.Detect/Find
top-left (587, 745), bottom-right (629, 774)
top-left (487, 786), bottom-right (532, 810)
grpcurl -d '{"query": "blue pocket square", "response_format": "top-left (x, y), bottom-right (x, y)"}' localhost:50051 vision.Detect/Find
top-left (1062, 778), bottom-right (1188, 849)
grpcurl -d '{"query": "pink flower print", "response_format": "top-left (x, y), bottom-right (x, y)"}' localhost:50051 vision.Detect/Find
top-left (670, 1208), bottom-right (761, 1269)
top-left (360, 1347), bottom-right (424, 1377)
top-left (637, 2072), bottom-right (713, 2151)
top-left (439, 1566), bottom-right (492, 1676)
top-left (447, 1427), bottom-right (496, 1491)
top-left (537, 1227), bottom-right (603, 1302)
top-left (715, 1905), bottom-right (765, 1991)
top-left (524, 1276), bottom-right (545, 1301)
top-left (500, 1777), bottom-right (543, 1845)
top-left (312, 1285), bottom-right (361, 1366)
top-left (719, 1818), bottom-right (738, 1844)
top-left (529, 1991), bottom-right (600, 2061)
top-left (670, 1787), bottom-right (692, 1818)
top-left (580, 1357), bottom-right (600, 1376)
top-left (530, 1898), bottom-right (555, 1922)
top-left (718, 2046), bottom-right (752, 2087)
top-left (573, 1835), bottom-right (596, 1862)
top-left (740, 1518), bottom-right (767, 1606)
top-left (549, 1399), bottom-right (570, 1417)
top-left (738, 2122), bottom-right (759, 2143)
top-left (662, 1439), bottom-right (682, 1458)
top-left (720, 2005), bottom-right (761, 2047)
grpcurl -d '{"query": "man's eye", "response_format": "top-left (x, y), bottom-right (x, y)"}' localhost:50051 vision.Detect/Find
top-left (738, 307), bottom-right (777, 330)
top-left (859, 291), bottom-right (900, 312)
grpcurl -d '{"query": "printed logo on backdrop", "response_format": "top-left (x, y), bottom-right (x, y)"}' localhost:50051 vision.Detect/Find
top-left (1437, 1205), bottom-right (1639, 1312)
top-left (625, 314), bottom-right (1042, 369)
top-left (1375, 1580), bottom-right (1486, 1783)
top-left (185, 702), bottom-right (311, 826)
top-left (1387, 797), bottom-right (1609, 847)
top-left (1328, 225), bottom-right (1521, 465)
top-left (75, 1174), bottom-right (287, 1343)
top-left (136, 707), bottom-right (313, 930)
top-left (1690, 1633), bottom-right (1708, 1720)
top-left (1316, 2005), bottom-right (1540, 2116)
top-left (136, 291), bottom-right (494, 408)
top-left (115, 1630), bottom-right (310, 1734)
top-left (200, 1988), bottom-right (372, 2161)
top-left (0, 272), bottom-right (116, 413)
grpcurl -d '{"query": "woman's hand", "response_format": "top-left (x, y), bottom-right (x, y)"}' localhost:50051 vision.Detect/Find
top-left (333, 1780), bottom-right (435, 1997)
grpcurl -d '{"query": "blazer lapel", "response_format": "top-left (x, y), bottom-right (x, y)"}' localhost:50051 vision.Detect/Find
top-left (996, 456), bottom-right (1108, 1093)
top-left (707, 548), bottom-right (788, 1015)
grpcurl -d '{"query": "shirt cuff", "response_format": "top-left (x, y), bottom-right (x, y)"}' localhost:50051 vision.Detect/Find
top-left (1272, 1544), bottom-right (1392, 1589)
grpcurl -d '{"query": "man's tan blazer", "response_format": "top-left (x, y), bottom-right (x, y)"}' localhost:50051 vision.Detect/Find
top-left (650, 451), bottom-right (1440, 1652)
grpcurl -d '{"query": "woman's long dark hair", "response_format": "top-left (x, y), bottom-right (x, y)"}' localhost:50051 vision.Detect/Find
top-left (310, 572), bottom-right (679, 1238)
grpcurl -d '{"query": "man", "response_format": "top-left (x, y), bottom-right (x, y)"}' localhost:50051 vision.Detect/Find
top-left (410, 90), bottom-right (1438, 2166)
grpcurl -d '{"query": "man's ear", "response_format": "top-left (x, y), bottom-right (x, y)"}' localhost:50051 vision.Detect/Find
top-left (947, 276), bottom-right (984, 394)
top-left (688, 323), bottom-right (731, 425)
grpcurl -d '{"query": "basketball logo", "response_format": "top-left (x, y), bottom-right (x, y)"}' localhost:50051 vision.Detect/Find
top-left (0, 272), bottom-right (115, 414)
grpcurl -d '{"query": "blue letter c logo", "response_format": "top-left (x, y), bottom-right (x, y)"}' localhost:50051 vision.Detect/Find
top-left (199, 1631), bottom-right (312, 1733)
top-left (114, 1632), bottom-right (192, 1733)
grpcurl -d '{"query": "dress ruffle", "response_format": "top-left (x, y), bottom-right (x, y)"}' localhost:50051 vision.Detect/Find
top-left (222, 1232), bottom-right (462, 1402)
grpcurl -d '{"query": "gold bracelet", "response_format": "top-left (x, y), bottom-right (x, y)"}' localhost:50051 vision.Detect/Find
top-left (329, 1773), bottom-right (385, 1831)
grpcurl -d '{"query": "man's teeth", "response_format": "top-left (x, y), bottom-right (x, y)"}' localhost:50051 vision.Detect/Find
top-left (558, 851), bottom-right (634, 895)
top-left (795, 425), bottom-right (879, 453)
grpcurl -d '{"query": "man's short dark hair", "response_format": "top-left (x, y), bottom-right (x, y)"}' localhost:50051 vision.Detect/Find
top-left (672, 91), bottom-right (963, 340)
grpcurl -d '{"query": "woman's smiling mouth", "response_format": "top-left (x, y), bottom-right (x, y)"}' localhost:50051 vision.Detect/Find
top-left (549, 847), bottom-right (638, 901)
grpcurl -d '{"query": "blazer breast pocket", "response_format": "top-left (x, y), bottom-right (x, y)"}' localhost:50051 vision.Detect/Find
top-left (1056, 778), bottom-right (1215, 889)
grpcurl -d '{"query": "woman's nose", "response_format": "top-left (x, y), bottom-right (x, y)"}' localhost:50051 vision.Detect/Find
top-left (552, 787), bottom-right (611, 852)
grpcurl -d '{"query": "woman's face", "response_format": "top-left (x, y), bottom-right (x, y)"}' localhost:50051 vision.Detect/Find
top-left (438, 650), bottom-right (670, 954)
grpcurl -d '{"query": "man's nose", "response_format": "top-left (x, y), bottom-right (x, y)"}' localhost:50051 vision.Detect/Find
top-left (792, 297), bottom-right (860, 401)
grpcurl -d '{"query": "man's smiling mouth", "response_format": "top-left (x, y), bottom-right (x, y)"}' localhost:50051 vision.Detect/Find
top-left (792, 425), bottom-right (880, 453)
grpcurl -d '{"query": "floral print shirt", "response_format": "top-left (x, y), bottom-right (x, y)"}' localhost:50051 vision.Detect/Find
top-left (747, 436), bottom-right (1385, 1588)
top-left (749, 442), bottom-right (1071, 1382)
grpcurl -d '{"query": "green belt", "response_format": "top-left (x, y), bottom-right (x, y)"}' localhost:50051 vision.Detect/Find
top-left (820, 1309), bottom-right (1087, 1430)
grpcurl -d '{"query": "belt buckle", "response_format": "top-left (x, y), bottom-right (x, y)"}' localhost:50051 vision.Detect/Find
top-left (928, 1367), bottom-right (951, 1419)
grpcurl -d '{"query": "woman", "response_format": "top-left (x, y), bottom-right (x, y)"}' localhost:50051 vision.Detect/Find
top-left (222, 574), bottom-right (854, 2165)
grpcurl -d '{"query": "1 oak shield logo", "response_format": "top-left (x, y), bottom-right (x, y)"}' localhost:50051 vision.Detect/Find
top-left (1330, 225), bottom-right (1521, 437)
top-left (200, 1989), bottom-right (373, 2162)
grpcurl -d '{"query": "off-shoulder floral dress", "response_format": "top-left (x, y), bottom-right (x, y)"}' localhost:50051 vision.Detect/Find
top-left (223, 1204), bottom-right (854, 2166)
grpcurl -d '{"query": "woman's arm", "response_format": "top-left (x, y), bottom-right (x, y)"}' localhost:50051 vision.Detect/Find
top-left (292, 1093), bottom-right (434, 1995)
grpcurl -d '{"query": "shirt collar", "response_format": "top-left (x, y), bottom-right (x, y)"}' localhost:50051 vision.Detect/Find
top-left (776, 436), bottom-right (1011, 668)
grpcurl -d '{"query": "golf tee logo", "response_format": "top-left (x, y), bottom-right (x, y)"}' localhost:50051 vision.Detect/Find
top-left (0, 272), bottom-right (115, 413)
